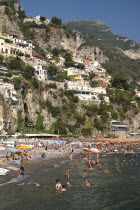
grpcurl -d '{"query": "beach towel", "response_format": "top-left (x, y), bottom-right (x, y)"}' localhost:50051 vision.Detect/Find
top-left (6, 166), bottom-right (19, 171)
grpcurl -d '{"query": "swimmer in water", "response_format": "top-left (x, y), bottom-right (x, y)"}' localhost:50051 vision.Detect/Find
top-left (114, 165), bottom-right (121, 173)
top-left (88, 166), bottom-right (94, 172)
top-left (104, 169), bottom-right (109, 174)
top-left (61, 185), bottom-right (67, 192)
top-left (65, 168), bottom-right (72, 179)
top-left (67, 182), bottom-right (72, 187)
top-left (82, 170), bottom-right (86, 178)
top-left (97, 163), bottom-right (103, 169)
top-left (85, 180), bottom-right (90, 187)
top-left (34, 181), bottom-right (41, 187)
top-left (56, 179), bottom-right (62, 190)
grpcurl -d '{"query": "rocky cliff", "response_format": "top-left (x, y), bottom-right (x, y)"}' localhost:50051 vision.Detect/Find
top-left (0, 5), bottom-right (23, 38)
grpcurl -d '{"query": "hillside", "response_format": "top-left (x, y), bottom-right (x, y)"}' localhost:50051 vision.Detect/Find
top-left (0, 1), bottom-right (140, 138)
top-left (64, 20), bottom-right (140, 53)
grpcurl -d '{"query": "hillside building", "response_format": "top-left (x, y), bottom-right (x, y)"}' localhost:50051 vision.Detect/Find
top-left (0, 65), bottom-right (8, 77)
top-left (33, 65), bottom-right (47, 82)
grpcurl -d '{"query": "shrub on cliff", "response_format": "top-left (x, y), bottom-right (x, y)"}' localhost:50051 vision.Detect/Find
top-left (35, 114), bottom-right (44, 132)
top-left (51, 16), bottom-right (62, 26)
top-left (6, 57), bottom-right (24, 71)
top-left (12, 77), bottom-right (22, 90)
top-left (81, 128), bottom-right (92, 137)
top-left (32, 77), bottom-right (39, 89)
top-left (23, 66), bottom-right (35, 80)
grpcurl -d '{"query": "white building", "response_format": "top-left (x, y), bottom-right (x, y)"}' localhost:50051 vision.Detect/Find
top-left (92, 87), bottom-right (106, 95)
top-left (0, 66), bottom-right (8, 77)
top-left (67, 81), bottom-right (91, 92)
top-left (64, 67), bottom-right (85, 76)
top-left (75, 92), bottom-right (100, 102)
top-left (0, 81), bottom-right (18, 103)
top-left (34, 65), bottom-right (47, 82)
top-left (67, 81), bottom-right (101, 102)
top-left (24, 16), bottom-right (50, 25)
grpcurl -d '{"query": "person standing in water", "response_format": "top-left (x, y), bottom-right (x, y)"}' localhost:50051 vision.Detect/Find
top-left (65, 168), bottom-right (72, 179)
top-left (19, 165), bottom-right (24, 176)
top-left (82, 170), bottom-right (86, 178)
top-left (86, 180), bottom-right (91, 187)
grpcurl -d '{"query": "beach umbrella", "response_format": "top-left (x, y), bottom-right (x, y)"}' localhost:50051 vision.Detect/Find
top-left (69, 142), bottom-right (80, 145)
top-left (8, 148), bottom-right (19, 153)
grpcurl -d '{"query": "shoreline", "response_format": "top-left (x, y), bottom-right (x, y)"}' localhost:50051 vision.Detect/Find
top-left (0, 148), bottom-right (81, 184)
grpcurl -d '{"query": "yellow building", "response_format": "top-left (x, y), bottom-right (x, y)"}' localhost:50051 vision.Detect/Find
top-left (0, 33), bottom-right (10, 40)
top-left (0, 38), bottom-right (19, 57)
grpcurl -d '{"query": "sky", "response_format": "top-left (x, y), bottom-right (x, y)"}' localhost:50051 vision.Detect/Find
top-left (20, 0), bottom-right (140, 43)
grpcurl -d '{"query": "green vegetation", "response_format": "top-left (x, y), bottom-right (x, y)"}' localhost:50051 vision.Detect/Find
top-left (35, 114), bottom-right (44, 132)
top-left (0, 0), bottom-right (19, 6)
top-left (23, 66), bottom-right (35, 80)
top-left (51, 119), bottom-right (67, 135)
top-left (46, 99), bottom-right (61, 118)
top-left (81, 128), bottom-right (92, 137)
top-left (40, 16), bottom-right (46, 22)
top-left (64, 52), bottom-right (74, 68)
top-left (51, 16), bottom-right (62, 26)
top-left (32, 77), bottom-right (39, 89)
top-left (0, 54), bottom-right (4, 64)
top-left (47, 64), bottom-right (68, 81)
top-left (111, 76), bottom-right (129, 90)
top-left (6, 57), bottom-right (24, 71)
top-left (34, 47), bottom-right (46, 58)
top-left (17, 110), bottom-right (25, 132)
top-left (64, 20), bottom-right (140, 51)
top-left (12, 77), bottom-right (22, 90)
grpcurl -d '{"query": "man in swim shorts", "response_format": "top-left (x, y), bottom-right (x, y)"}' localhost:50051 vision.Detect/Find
top-left (65, 168), bottom-right (72, 179)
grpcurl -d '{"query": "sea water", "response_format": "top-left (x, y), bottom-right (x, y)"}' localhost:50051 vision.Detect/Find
top-left (0, 155), bottom-right (140, 210)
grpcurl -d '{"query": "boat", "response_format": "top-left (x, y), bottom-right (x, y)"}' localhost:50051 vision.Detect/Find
top-left (16, 145), bottom-right (34, 149)
top-left (83, 148), bottom-right (100, 154)
top-left (0, 168), bottom-right (9, 176)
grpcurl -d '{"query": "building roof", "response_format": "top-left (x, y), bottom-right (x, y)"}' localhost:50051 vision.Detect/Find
top-left (84, 60), bottom-right (90, 66)
top-left (33, 52), bottom-right (44, 59)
